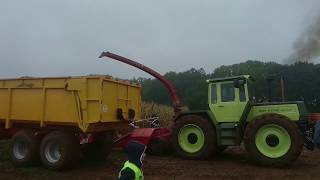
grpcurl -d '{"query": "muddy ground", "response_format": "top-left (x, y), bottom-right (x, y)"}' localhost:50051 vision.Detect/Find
top-left (1, 141), bottom-right (320, 180)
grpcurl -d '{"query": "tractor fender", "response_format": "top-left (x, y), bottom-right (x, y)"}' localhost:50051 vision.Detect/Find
top-left (245, 113), bottom-right (304, 136)
top-left (246, 113), bottom-right (292, 123)
top-left (246, 103), bottom-right (301, 122)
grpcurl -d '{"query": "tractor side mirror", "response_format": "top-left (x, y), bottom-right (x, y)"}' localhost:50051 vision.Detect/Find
top-left (234, 79), bottom-right (246, 88)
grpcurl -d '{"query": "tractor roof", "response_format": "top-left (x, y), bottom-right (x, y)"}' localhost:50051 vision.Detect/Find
top-left (206, 75), bottom-right (251, 83)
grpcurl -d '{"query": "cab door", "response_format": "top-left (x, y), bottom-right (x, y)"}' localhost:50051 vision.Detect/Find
top-left (209, 81), bottom-right (248, 123)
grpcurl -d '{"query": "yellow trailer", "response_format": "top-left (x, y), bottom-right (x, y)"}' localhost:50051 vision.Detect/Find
top-left (0, 76), bottom-right (141, 170)
top-left (0, 76), bottom-right (141, 131)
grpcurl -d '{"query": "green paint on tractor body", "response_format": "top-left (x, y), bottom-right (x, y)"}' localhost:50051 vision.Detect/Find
top-left (206, 75), bottom-right (303, 124)
top-left (176, 75), bottom-right (306, 146)
top-left (247, 103), bottom-right (301, 122)
top-left (174, 74), bottom-right (311, 165)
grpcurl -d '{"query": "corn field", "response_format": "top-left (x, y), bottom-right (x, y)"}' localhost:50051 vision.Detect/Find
top-left (140, 102), bottom-right (175, 128)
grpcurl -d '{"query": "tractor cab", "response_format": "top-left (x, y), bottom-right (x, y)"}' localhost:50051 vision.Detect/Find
top-left (207, 75), bottom-right (251, 123)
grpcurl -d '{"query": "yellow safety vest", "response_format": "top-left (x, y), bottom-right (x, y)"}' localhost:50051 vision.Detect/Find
top-left (119, 161), bottom-right (144, 180)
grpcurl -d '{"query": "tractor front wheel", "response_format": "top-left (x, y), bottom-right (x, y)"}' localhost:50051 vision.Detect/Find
top-left (244, 114), bottom-right (303, 167)
top-left (172, 115), bottom-right (217, 159)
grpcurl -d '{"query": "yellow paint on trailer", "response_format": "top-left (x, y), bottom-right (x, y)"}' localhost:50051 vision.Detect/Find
top-left (0, 76), bottom-right (141, 132)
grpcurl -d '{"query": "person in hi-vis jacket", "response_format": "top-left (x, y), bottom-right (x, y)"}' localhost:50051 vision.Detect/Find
top-left (118, 141), bottom-right (146, 180)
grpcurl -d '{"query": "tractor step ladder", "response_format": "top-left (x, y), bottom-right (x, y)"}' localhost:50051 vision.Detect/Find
top-left (218, 123), bottom-right (241, 146)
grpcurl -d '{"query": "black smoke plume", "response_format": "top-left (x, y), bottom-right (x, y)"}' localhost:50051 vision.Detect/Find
top-left (289, 16), bottom-right (320, 62)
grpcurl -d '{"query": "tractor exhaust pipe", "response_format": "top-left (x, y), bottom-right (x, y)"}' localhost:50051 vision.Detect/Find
top-left (266, 77), bottom-right (273, 102)
top-left (280, 76), bottom-right (285, 102)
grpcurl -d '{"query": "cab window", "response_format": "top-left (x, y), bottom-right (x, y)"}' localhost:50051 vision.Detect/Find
top-left (221, 83), bottom-right (235, 102)
top-left (211, 84), bottom-right (217, 104)
top-left (239, 86), bottom-right (246, 102)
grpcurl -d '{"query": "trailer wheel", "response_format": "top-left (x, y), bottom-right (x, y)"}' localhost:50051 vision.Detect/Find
top-left (82, 133), bottom-right (113, 161)
top-left (40, 131), bottom-right (80, 170)
top-left (9, 130), bottom-right (39, 166)
top-left (173, 115), bottom-right (217, 159)
top-left (244, 114), bottom-right (303, 167)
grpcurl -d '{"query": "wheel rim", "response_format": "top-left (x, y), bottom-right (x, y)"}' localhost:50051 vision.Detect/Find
top-left (13, 140), bottom-right (28, 160)
top-left (255, 124), bottom-right (291, 158)
top-left (178, 124), bottom-right (205, 153)
top-left (44, 141), bottom-right (61, 164)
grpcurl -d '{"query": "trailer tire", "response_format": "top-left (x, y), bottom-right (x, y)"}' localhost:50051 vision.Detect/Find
top-left (40, 131), bottom-right (80, 170)
top-left (82, 133), bottom-right (113, 161)
top-left (244, 114), bottom-right (303, 167)
top-left (173, 115), bottom-right (217, 159)
top-left (9, 129), bottom-right (39, 166)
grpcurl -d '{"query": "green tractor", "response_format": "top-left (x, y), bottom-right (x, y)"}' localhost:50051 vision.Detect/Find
top-left (100, 52), bottom-right (316, 167)
top-left (172, 75), bottom-right (312, 166)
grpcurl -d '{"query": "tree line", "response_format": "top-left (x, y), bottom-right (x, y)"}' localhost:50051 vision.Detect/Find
top-left (134, 60), bottom-right (320, 113)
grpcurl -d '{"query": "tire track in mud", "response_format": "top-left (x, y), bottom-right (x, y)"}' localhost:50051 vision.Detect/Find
top-left (0, 146), bottom-right (320, 180)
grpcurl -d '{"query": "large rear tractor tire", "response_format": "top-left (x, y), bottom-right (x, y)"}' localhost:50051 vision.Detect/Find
top-left (82, 133), bottom-right (113, 162)
top-left (40, 131), bottom-right (80, 170)
top-left (172, 115), bottom-right (217, 159)
top-left (244, 114), bottom-right (303, 167)
top-left (9, 129), bottom-right (40, 167)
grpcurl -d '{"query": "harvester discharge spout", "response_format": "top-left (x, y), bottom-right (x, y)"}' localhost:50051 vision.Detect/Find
top-left (99, 51), bottom-right (182, 113)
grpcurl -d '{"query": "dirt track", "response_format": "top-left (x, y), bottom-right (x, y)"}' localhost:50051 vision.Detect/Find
top-left (1, 146), bottom-right (320, 180)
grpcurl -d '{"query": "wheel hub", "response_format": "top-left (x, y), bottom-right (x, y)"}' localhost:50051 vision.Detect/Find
top-left (255, 124), bottom-right (291, 158)
top-left (13, 140), bottom-right (28, 160)
top-left (44, 141), bottom-right (61, 164)
top-left (266, 134), bottom-right (280, 147)
top-left (178, 124), bottom-right (205, 153)
top-left (187, 133), bottom-right (198, 144)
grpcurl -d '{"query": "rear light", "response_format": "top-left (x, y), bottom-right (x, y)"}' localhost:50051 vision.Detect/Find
top-left (80, 134), bottom-right (93, 145)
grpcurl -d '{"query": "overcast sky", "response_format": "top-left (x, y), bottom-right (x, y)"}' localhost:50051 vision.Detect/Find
top-left (1, 0), bottom-right (320, 79)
